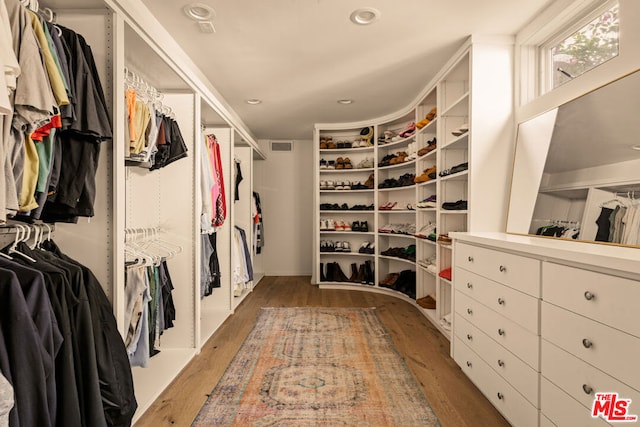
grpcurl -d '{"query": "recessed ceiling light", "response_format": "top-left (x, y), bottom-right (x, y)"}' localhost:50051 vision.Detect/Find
top-left (631, 144), bottom-right (640, 151)
top-left (350, 7), bottom-right (381, 25)
top-left (246, 99), bottom-right (262, 105)
top-left (183, 3), bottom-right (216, 21)
top-left (337, 99), bottom-right (354, 105)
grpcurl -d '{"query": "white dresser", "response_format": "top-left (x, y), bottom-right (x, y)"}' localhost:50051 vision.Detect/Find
top-left (450, 232), bottom-right (640, 427)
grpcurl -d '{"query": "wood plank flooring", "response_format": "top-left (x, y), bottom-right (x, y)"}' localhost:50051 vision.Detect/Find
top-left (134, 276), bottom-right (510, 427)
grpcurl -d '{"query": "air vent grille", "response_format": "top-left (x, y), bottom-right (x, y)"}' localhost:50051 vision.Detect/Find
top-left (270, 141), bottom-right (294, 152)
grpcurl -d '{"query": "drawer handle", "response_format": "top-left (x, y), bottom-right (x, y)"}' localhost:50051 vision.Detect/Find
top-left (498, 328), bottom-right (505, 336)
top-left (582, 338), bottom-right (593, 349)
top-left (466, 334), bottom-right (473, 341)
top-left (584, 291), bottom-right (595, 301)
top-left (467, 282), bottom-right (473, 289)
top-left (497, 359), bottom-right (505, 367)
top-left (583, 384), bottom-right (594, 395)
top-left (468, 256), bottom-right (474, 262)
top-left (466, 361), bottom-right (472, 368)
top-left (499, 265), bottom-right (507, 272)
top-left (497, 392), bottom-right (504, 400)
top-left (497, 297), bottom-right (505, 305)
top-left (467, 308), bottom-right (473, 315)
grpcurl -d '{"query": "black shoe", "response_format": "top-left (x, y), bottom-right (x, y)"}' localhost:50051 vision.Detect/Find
top-left (360, 221), bottom-right (369, 232)
top-left (442, 200), bottom-right (468, 210)
top-left (352, 221), bottom-right (361, 232)
top-left (320, 263), bottom-right (326, 281)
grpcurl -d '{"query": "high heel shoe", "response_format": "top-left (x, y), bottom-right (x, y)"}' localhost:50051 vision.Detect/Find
top-left (359, 126), bottom-right (374, 146)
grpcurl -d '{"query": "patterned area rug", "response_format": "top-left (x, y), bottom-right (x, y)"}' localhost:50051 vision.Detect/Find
top-left (192, 307), bottom-right (440, 426)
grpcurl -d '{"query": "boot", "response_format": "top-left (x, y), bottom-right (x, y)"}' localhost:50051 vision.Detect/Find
top-left (326, 262), bottom-right (335, 282)
top-left (355, 264), bottom-right (366, 283)
top-left (320, 263), bottom-right (326, 282)
top-left (365, 261), bottom-right (375, 285)
top-left (349, 263), bottom-right (359, 282)
top-left (333, 263), bottom-right (349, 282)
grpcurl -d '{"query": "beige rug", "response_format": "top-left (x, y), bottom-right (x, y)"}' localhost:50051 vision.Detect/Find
top-left (192, 307), bottom-right (440, 426)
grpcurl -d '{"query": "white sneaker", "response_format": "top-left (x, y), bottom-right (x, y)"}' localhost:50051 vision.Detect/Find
top-left (326, 180), bottom-right (335, 190)
top-left (320, 219), bottom-right (328, 231)
top-left (335, 181), bottom-right (344, 190)
top-left (327, 219), bottom-right (335, 231)
top-left (342, 241), bottom-right (351, 252)
top-left (342, 180), bottom-right (351, 190)
top-left (342, 221), bottom-right (352, 231)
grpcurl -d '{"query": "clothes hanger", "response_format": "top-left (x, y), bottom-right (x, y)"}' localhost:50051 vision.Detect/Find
top-left (8, 224), bottom-right (37, 262)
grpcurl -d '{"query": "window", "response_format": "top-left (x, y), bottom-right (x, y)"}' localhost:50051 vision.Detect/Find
top-left (544, 2), bottom-right (619, 90)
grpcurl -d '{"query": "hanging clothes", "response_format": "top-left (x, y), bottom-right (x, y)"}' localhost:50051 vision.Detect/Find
top-left (200, 233), bottom-right (221, 297)
top-left (252, 192), bottom-right (263, 254)
top-left (231, 226), bottom-right (253, 297)
top-left (234, 158), bottom-right (242, 202)
top-left (204, 134), bottom-right (226, 229)
top-left (0, 373), bottom-right (12, 427)
top-left (0, 235), bottom-right (137, 427)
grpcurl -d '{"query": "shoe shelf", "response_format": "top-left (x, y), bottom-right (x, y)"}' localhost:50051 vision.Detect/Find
top-left (441, 91), bottom-right (470, 117)
top-left (378, 185), bottom-right (415, 192)
top-left (417, 150), bottom-right (437, 161)
top-left (418, 264), bottom-right (438, 276)
top-left (377, 135), bottom-right (415, 149)
top-left (378, 255), bottom-right (416, 265)
top-left (442, 132), bottom-right (469, 150)
top-left (417, 207), bottom-right (437, 212)
top-left (439, 170), bottom-right (468, 182)
top-left (439, 209), bottom-right (468, 215)
top-left (319, 168), bottom-right (374, 173)
top-left (439, 277), bottom-right (452, 286)
top-left (378, 159), bottom-right (417, 171)
top-left (320, 252), bottom-right (374, 258)
top-left (416, 118), bottom-right (437, 135)
top-left (378, 233), bottom-right (416, 240)
top-left (320, 210), bottom-right (374, 214)
top-left (320, 189), bottom-right (374, 193)
top-left (320, 231), bottom-right (375, 235)
top-left (320, 146), bottom-right (374, 153)
top-left (379, 209), bottom-right (415, 214)
top-left (416, 237), bottom-right (437, 245)
top-left (416, 180), bottom-right (437, 188)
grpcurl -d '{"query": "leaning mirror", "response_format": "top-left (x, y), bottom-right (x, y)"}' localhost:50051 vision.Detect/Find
top-left (506, 69), bottom-right (640, 248)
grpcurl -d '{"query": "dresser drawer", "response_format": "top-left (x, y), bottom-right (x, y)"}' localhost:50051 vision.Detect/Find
top-left (455, 242), bottom-right (541, 297)
top-left (541, 377), bottom-right (610, 427)
top-left (456, 267), bottom-right (540, 333)
top-left (543, 262), bottom-right (640, 339)
top-left (454, 337), bottom-right (539, 427)
top-left (455, 314), bottom-right (539, 406)
top-left (542, 339), bottom-right (640, 411)
top-left (456, 290), bottom-right (540, 369)
top-left (542, 302), bottom-right (640, 390)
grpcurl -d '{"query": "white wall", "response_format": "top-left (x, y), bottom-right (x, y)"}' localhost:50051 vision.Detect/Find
top-left (254, 139), bottom-right (314, 276)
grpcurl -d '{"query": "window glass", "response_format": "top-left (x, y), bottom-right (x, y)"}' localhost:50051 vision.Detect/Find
top-left (549, 2), bottom-right (619, 89)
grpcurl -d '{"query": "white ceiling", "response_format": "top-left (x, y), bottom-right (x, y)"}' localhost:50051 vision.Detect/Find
top-left (134, 0), bottom-right (553, 140)
top-left (42, 0), bottom-right (555, 140)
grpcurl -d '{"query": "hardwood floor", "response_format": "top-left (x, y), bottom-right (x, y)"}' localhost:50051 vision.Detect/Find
top-left (134, 276), bottom-right (510, 427)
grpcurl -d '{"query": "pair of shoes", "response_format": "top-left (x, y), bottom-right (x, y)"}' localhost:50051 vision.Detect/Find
top-left (378, 153), bottom-right (397, 167)
top-left (319, 219), bottom-right (336, 231)
top-left (320, 136), bottom-right (329, 149)
top-left (379, 223), bottom-right (415, 235)
top-left (333, 220), bottom-right (352, 231)
top-left (439, 162), bottom-right (468, 177)
top-left (441, 200), bottom-right (467, 210)
top-left (414, 166), bottom-right (437, 183)
top-left (414, 222), bottom-right (436, 239)
top-left (406, 142), bottom-right (418, 161)
top-left (438, 267), bottom-right (452, 281)
top-left (416, 107), bottom-right (437, 129)
top-left (358, 241), bottom-right (375, 254)
top-left (335, 181), bottom-right (352, 190)
top-left (437, 234), bottom-right (452, 245)
top-left (389, 152), bottom-right (408, 165)
top-left (380, 130), bottom-right (395, 144)
top-left (321, 240), bottom-right (346, 252)
top-left (359, 126), bottom-right (375, 146)
top-left (348, 204), bottom-right (374, 211)
top-left (351, 221), bottom-right (369, 232)
top-left (334, 241), bottom-right (352, 252)
top-left (398, 122), bottom-right (416, 138)
top-left (323, 262), bottom-right (350, 282)
top-left (335, 140), bottom-right (353, 149)
top-left (417, 138), bottom-right (437, 156)
top-left (451, 123), bottom-right (469, 137)
top-left (416, 195), bottom-right (437, 208)
top-left (379, 273), bottom-right (400, 288)
top-left (416, 294), bottom-right (436, 309)
top-left (379, 201), bottom-right (398, 210)
top-left (320, 180), bottom-right (336, 190)
top-left (356, 157), bottom-right (374, 169)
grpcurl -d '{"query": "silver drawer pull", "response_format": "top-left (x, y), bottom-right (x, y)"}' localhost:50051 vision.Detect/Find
top-left (498, 328), bottom-right (505, 336)
top-left (497, 359), bottom-right (505, 367)
top-left (584, 291), bottom-right (595, 301)
top-left (499, 265), bottom-right (507, 272)
top-left (466, 361), bottom-right (472, 368)
top-left (497, 297), bottom-right (505, 305)
top-left (497, 392), bottom-right (504, 400)
top-left (582, 338), bottom-right (593, 349)
top-left (468, 256), bottom-right (474, 262)
top-left (467, 308), bottom-right (473, 315)
top-left (466, 334), bottom-right (473, 341)
top-left (583, 384), bottom-right (594, 395)
top-left (467, 282), bottom-right (473, 289)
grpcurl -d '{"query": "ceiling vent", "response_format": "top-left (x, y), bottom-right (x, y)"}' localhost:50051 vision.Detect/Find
top-left (270, 141), bottom-right (294, 152)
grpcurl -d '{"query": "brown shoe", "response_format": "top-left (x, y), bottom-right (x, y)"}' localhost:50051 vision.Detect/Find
top-left (416, 294), bottom-right (436, 309)
top-left (364, 173), bottom-right (375, 189)
top-left (343, 157), bottom-right (353, 169)
top-left (336, 157), bottom-right (345, 169)
top-left (379, 273), bottom-right (399, 288)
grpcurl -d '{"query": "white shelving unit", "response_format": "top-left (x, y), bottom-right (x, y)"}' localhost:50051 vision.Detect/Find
top-left (313, 36), bottom-right (515, 341)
